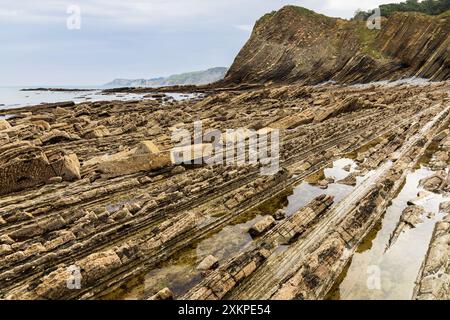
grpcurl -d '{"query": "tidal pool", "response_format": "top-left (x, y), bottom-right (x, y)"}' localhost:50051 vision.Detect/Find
top-left (327, 166), bottom-right (449, 300)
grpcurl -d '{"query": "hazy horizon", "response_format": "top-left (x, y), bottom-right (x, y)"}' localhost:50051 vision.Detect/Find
top-left (0, 0), bottom-right (402, 86)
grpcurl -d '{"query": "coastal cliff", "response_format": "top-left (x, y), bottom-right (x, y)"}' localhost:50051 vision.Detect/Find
top-left (222, 6), bottom-right (449, 85)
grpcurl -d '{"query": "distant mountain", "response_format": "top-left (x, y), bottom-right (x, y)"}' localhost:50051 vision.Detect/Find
top-left (104, 67), bottom-right (228, 88)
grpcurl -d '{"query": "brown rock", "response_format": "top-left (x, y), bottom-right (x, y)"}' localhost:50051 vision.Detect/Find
top-left (78, 250), bottom-right (122, 284)
top-left (149, 287), bottom-right (173, 300)
top-left (82, 126), bottom-right (110, 139)
top-left (0, 119), bottom-right (11, 131)
top-left (35, 267), bottom-right (74, 299)
top-left (249, 216), bottom-right (276, 237)
top-left (197, 255), bottom-right (219, 271)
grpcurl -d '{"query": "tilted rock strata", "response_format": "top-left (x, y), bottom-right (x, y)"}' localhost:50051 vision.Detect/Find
top-left (222, 6), bottom-right (449, 85)
top-left (414, 213), bottom-right (450, 300)
top-left (0, 81), bottom-right (448, 299)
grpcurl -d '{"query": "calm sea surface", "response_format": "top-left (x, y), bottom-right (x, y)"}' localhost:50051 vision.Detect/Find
top-left (0, 86), bottom-right (191, 111)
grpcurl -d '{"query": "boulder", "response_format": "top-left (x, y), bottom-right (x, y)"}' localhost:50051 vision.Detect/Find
top-left (35, 267), bottom-right (75, 299)
top-left (58, 154), bottom-right (81, 181)
top-left (318, 179), bottom-right (329, 189)
top-left (98, 152), bottom-right (170, 178)
top-left (249, 216), bottom-right (276, 237)
top-left (31, 120), bottom-right (51, 131)
top-left (0, 149), bottom-right (56, 196)
top-left (171, 165), bottom-right (186, 175)
top-left (149, 287), bottom-right (173, 300)
top-left (0, 132), bottom-right (9, 145)
top-left (0, 119), bottom-right (11, 131)
top-left (387, 205), bottom-right (425, 249)
top-left (197, 255), bottom-right (219, 271)
top-left (337, 173), bottom-right (357, 186)
top-left (273, 209), bottom-right (286, 221)
top-left (401, 205), bottom-right (424, 227)
top-left (48, 176), bottom-right (63, 184)
top-left (326, 177), bottom-right (335, 183)
top-left (78, 250), bottom-right (122, 284)
top-left (0, 145), bottom-right (81, 195)
top-left (111, 208), bottom-right (133, 221)
top-left (84, 141), bottom-right (171, 178)
top-left (420, 173), bottom-right (444, 192)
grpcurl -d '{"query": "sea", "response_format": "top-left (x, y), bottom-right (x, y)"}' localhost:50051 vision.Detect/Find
top-left (0, 86), bottom-right (193, 112)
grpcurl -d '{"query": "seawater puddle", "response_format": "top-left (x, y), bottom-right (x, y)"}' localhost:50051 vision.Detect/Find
top-left (327, 166), bottom-right (450, 300)
top-left (110, 158), bottom-right (369, 299)
top-left (286, 158), bottom-right (368, 215)
top-left (105, 198), bottom-right (138, 214)
top-left (109, 212), bottom-right (267, 299)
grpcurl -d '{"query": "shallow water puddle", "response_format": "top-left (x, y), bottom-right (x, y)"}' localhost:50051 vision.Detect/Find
top-left (112, 213), bottom-right (264, 299)
top-left (286, 158), bottom-right (364, 215)
top-left (105, 198), bottom-right (138, 213)
top-left (110, 158), bottom-right (369, 299)
top-left (328, 166), bottom-right (449, 300)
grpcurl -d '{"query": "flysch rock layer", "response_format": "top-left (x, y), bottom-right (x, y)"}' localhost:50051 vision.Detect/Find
top-left (0, 81), bottom-right (449, 300)
top-left (222, 6), bottom-right (449, 86)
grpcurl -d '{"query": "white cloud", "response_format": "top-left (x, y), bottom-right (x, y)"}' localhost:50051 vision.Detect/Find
top-left (2, 0), bottom-right (383, 26)
top-left (322, 0), bottom-right (404, 17)
top-left (0, 8), bottom-right (19, 16)
top-left (235, 24), bottom-right (253, 32)
top-left (1, 0), bottom-right (407, 86)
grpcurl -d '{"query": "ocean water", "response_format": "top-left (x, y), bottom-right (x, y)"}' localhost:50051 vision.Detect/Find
top-left (0, 86), bottom-right (194, 111)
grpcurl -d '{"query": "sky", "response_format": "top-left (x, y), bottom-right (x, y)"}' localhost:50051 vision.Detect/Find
top-left (0, 0), bottom-right (402, 86)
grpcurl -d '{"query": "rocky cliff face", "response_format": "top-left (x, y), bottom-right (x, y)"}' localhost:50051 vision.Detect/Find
top-left (222, 6), bottom-right (449, 85)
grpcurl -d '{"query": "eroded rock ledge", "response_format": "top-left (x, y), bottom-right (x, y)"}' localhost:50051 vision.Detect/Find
top-left (0, 81), bottom-right (448, 300)
top-left (222, 6), bottom-right (449, 85)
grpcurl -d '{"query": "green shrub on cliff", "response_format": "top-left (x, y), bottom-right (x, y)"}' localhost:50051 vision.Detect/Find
top-left (354, 0), bottom-right (450, 19)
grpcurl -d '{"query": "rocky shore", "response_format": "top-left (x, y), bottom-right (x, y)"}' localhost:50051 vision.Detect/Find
top-left (413, 126), bottom-right (450, 300)
top-left (0, 79), bottom-right (449, 299)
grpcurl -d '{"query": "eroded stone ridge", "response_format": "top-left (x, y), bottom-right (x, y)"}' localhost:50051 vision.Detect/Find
top-left (222, 6), bottom-right (449, 85)
top-left (0, 81), bottom-right (448, 300)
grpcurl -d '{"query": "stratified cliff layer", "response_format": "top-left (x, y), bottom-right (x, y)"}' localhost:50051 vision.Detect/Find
top-left (223, 6), bottom-right (449, 85)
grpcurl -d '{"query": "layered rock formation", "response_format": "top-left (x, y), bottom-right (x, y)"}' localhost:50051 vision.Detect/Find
top-left (222, 6), bottom-right (449, 85)
top-left (0, 80), bottom-right (448, 300)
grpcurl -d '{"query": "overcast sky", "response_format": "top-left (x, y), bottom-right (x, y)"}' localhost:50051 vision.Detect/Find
top-left (0, 0), bottom-right (402, 86)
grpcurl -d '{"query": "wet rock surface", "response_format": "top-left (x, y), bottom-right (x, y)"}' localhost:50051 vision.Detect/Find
top-left (0, 81), bottom-right (449, 300)
top-left (414, 213), bottom-right (450, 300)
top-left (387, 205), bottom-right (425, 249)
